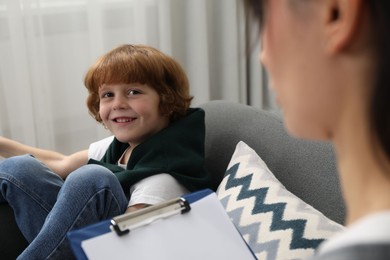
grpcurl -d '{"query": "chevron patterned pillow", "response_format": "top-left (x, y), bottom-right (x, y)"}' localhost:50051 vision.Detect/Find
top-left (217, 141), bottom-right (344, 260)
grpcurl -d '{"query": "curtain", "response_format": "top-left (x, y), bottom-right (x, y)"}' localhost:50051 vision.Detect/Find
top-left (0, 0), bottom-right (267, 154)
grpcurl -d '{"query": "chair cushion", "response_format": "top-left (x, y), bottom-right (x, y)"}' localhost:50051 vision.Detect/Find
top-left (217, 141), bottom-right (345, 260)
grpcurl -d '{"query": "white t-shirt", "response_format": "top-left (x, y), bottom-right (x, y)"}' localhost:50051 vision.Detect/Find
top-left (88, 136), bottom-right (189, 207)
top-left (316, 211), bottom-right (390, 255)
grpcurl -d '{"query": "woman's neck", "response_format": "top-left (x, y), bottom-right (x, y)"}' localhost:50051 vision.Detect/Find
top-left (333, 103), bottom-right (390, 225)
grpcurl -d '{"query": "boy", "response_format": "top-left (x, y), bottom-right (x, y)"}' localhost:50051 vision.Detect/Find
top-left (0, 44), bottom-right (213, 259)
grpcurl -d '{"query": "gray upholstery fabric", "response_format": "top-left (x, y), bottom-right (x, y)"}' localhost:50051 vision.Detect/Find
top-left (200, 100), bottom-right (345, 224)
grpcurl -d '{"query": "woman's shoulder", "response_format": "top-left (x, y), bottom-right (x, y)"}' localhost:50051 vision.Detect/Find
top-left (313, 211), bottom-right (390, 259)
top-left (310, 243), bottom-right (390, 260)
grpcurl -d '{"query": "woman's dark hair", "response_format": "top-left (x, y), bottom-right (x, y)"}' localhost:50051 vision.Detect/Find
top-left (244, 0), bottom-right (264, 33)
top-left (244, 0), bottom-right (390, 162)
top-left (366, 1), bottom-right (390, 162)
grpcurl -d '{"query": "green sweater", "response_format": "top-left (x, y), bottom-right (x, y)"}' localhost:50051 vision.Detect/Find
top-left (88, 108), bottom-right (214, 194)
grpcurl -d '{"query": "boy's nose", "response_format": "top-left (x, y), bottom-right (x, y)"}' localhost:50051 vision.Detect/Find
top-left (113, 96), bottom-right (129, 110)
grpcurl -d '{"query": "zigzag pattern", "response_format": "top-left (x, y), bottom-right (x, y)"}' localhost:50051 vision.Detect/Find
top-left (217, 147), bottom-right (344, 260)
top-left (220, 197), bottom-right (279, 260)
top-left (225, 163), bottom-right (324, 250)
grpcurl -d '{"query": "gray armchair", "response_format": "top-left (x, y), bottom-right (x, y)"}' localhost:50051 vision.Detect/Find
top-left (0, 100), bottom-right (345, 259)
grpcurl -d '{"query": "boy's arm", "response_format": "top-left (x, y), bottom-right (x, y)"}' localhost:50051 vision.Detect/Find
top-left (0, 136), bottom-right (88, 178)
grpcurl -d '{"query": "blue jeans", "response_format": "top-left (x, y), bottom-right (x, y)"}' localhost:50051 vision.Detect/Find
top-left (0, 155), bottom-right (128, 259)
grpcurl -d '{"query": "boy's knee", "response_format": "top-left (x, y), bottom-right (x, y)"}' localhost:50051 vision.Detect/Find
top-left (0, 154), bottom-right (42, 173)
top-left (66, 165), bottom-right (117, 186)
top-left (61, 165), bottom-right (124, 201)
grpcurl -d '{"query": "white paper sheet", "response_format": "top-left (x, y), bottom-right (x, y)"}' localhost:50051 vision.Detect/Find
top-left (81, 193), bottom-right (255, 259)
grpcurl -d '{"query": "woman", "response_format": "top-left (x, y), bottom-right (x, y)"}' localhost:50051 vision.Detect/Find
top-left (244, 0), bottom-right (390, 259)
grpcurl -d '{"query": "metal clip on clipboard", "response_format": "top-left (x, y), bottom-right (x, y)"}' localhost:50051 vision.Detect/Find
top-left (110, 197), bottom-right (191, 236)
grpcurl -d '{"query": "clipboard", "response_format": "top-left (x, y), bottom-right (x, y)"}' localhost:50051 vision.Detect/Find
top-left (67, 189), bottom-right (256, 259)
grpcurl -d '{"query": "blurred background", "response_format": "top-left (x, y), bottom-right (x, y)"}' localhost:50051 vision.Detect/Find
top-left (0, 0), bottom-right (275, 154)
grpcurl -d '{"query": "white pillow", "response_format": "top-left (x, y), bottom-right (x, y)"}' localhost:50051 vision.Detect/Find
top-left (217, 141), bottom-right (345, 260)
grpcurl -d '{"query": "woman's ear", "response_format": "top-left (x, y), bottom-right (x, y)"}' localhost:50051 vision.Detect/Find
top-left (324, 0), bottom-right (363, 54)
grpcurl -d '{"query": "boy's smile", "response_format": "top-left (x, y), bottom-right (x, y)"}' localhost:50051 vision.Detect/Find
top-left (113, 117), bottom-right (136, 123)
top-left (98, 83), bottom-right (170, 148)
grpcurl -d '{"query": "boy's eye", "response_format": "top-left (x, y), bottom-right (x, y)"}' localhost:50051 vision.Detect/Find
top-left (101, 92), bottom-right (113, 98)
top-left (128, 90), bottom-right (141, 95)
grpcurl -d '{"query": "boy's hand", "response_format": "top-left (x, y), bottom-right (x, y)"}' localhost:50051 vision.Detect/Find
top-left (125, 203), bottom-right (150, 213)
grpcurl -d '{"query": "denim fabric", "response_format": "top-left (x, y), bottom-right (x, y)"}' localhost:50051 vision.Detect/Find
top-left (0, 155), bottom-right (128, 259)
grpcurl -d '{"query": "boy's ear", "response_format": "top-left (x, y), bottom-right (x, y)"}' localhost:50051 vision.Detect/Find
top-left (324, 0), bottom-right (363, 54)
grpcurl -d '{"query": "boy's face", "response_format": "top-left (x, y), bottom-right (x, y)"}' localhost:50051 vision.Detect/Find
top-left (98, 83), bottom-right (170, 147)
